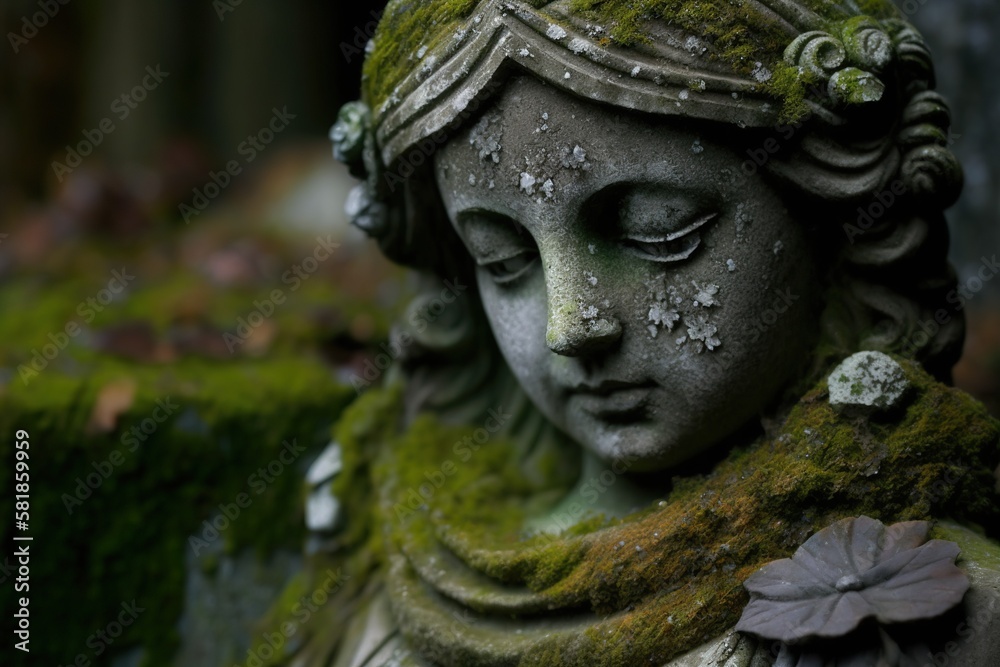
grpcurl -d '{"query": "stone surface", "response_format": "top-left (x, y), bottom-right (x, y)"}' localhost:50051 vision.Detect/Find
top-left (305, 441), bottom-right (344, 533)
top-left (306, 441), bottom-right (343, 485)
top-left (306, 483), bottom-right (342, 532)
top-left (316, 2), bottom-right (1000, 666)
top-left (174, 543), bottom-right (303, 667)
top-left (434, 74), bottom-right (823, 473)
top-left (828, 351), bottom-right (911, 414)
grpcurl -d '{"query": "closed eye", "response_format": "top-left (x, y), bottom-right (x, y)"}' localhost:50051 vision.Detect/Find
top-left (622, 235), bottom-right (701, 261)
top-left (620, 212), bottom-right (718, 263)
top-left (481, 251), bottom-right (538, 284)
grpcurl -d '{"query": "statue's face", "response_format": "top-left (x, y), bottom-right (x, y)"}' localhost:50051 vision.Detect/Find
top-left (434, 76), bottom-right (822, 472)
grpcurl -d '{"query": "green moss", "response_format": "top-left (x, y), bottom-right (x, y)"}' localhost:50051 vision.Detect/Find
top-left (348, 356), bottom-right (1000, 666)
top-left (253, 385), bottom-right (405, 667)
top-left (0, 357), bottom-right (354, 667)
top-left (364, 0), bottom-right (903, 125)
top-left (363, 0), bottom-right (481, 111)
top-left (854, 0), bottom-right (899, 19)
top-left (933, 523), bottom-right (1000, 572)
top-left (565, 0), bottom-right (902, 121)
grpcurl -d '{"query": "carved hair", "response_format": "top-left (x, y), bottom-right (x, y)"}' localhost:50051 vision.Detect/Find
top-left (332, 0), bottom-right (964, 420)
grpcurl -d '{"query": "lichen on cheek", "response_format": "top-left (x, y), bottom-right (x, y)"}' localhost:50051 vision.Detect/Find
top-left (643, 272), bottom-right (724, 353)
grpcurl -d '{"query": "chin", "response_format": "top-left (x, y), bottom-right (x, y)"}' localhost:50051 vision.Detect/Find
top-left (582, 423), bottom-right (700, 474)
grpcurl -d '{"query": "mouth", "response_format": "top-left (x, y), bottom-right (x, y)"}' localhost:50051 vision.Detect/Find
top-left (570, 380), bottom-right (656, 421)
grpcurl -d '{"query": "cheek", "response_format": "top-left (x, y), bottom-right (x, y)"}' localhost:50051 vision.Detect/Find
top-left (622, 207), bottom-right (816, 380)
top-left (478, 270), bottom-right (550, 378)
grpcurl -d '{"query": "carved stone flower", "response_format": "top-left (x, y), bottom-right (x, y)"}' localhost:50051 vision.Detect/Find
top-left (330, 101), bottom-right (371, 170)
top-left (736, 516), bottom-right (969, 644)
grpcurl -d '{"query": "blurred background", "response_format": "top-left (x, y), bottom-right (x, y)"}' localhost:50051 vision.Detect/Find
top-left (0, 1), bottom-right (998, 666)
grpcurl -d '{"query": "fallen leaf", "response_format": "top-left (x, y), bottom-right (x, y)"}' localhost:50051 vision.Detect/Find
top-left (88, 378), bottom-right (138, 434)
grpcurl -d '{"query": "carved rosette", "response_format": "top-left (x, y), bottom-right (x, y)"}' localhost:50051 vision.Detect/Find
top-left (330, 100), bottom-right (392, 239)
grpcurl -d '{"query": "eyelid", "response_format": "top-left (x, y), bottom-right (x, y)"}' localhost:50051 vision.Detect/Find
top-left (473, 247), bottom-right (535, 268)
top-left (457, 209), bottom-right (534, 261)
top-left (621, 211), bottom-right (719, 242)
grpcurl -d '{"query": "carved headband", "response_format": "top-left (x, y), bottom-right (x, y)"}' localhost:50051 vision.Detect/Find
top-left (333, 0), bottom-right (960, 259)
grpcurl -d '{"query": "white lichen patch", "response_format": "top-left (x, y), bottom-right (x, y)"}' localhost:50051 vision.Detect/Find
top-left (691, 282), bottom-right (720, 308)
top-left (679, 89), bottom-right (690, 101)
top-left (735, 203), bottom-right (753, 236)
top-left (519, 172), bottom-right (537, 194)
top-left (645, 276), bottom-right (684, 338)
top-left (773, 240), bottom-right (784, 256)
top-left (581, 305), bottom-right (599, 320)
top-left (452, 87), bottom-right (476, 113)
top-left (684, 35), bottom-right (707, 54)
top-left (568, 37), bottom-right (589, 54)
top-left (561, 145), bottom-right (590, 170)
top-left (685, 313), bottom-right (721, 353)
top-left (535, 112), bottom-right (550, 133)
top-left (691, 139), bottom-right (704, 154)
top-left (751, 62), bottom-right (772, 83)
top-left (585, 271), bottom-right (598, 287)
top-left (588, 244), bottom-right (597, 255)
top-left (468, 173), bottom-right (477, 186)
top-left (419, 55), bottom-right (438, 78)
top-left (546, 24), bottom-right (568, 40)
top-left (518, 48), bottom-right (533, 58)
top-left (541, 179), bottom-right (555, 199)
top-left (469, 114), bottom-right (503, 164)
top-left (726, 259), bottom-right (737, 272)
top-left (631, 65), bottom-right (642, 78)
top-left (648, 303), bottom-right (681, 331)
top-left (828, 351), bottom-right (911, 414)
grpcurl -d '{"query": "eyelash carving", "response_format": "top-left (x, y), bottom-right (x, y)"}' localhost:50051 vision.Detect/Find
top-left (620, 212), bottom-right (718, 263)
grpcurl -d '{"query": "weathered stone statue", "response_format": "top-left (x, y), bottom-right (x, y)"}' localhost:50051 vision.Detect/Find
top-left (289, 2), bottom-right (1000, 665)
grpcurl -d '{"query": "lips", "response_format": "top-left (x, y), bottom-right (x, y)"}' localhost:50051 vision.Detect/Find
top-left (571, 380), bottom-right (655, 420)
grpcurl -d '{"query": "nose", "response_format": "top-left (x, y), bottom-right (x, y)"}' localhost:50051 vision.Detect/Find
top-left (546, 316), bottom-right (622, 356)
top-left (545, 271), bottom-right (623, 356)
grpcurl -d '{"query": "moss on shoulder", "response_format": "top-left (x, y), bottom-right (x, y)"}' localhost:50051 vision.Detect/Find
top-left (364, 356), bottom-right (999, 666)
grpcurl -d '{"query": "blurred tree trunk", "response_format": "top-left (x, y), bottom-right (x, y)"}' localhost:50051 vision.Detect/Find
top-left (910, 0), bottom-right (1000, 301)
top-left (3, 0), bottom-right (387, 202)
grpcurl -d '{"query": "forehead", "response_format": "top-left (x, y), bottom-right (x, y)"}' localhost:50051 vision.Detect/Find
top-left (434, 75), bottom-right (739, 211)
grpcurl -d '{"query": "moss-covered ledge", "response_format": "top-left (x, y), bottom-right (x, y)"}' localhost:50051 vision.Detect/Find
top-left (0, 357), bottom-right (354, 667)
